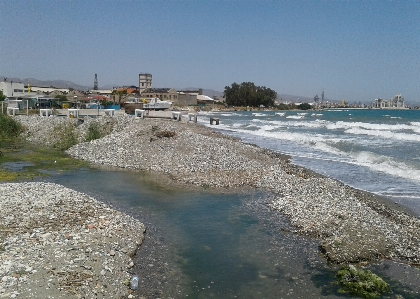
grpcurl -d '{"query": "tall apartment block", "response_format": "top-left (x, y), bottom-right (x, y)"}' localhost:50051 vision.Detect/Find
top-left (139, 73), bottom-right (152, 94)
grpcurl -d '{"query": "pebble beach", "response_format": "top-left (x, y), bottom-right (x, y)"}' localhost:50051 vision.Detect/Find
top-left (1, 113), bottom-right (420, 298)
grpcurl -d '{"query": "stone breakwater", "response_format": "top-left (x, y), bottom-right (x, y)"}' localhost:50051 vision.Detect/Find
top-left (0, 182), bottom-right (145, 299)
top-left (5, 114), bottom-right (420, 292)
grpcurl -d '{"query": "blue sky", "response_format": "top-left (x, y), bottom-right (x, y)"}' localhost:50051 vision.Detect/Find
top-left (1, 0), bottom-right (419, 103)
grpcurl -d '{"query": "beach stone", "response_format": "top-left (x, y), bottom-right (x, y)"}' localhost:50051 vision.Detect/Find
top-left (3, 113), bottom-right (420, 298)
top-left (0, 182), bottom-right (145, 298)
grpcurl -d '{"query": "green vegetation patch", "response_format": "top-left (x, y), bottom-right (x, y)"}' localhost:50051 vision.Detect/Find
top-left (85, 121), bottom-right (102, 142)
top-left (85, 120), bottom-right (114, 142)
top-left (336, 265), bottom-right (390, 299)
top-left (0, 141), bottom-right (90, 182)
top-left (52, 123), bottom-right (78, 150)
top-left (0, 113), bottom-right (24, 139)
top-left (0, 169), bottom-right (20, 181)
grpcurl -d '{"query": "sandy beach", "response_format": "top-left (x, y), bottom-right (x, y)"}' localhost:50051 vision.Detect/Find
top-left (1, 113), bottom-right (420, 298)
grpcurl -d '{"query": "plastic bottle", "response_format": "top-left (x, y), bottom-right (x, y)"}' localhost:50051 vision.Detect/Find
top-left (130, 275), bottom-right (139, 290)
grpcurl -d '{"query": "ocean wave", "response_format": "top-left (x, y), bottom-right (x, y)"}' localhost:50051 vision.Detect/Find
top-left (350, 151), bottom-right (420, 183)
top-left (286, 115), bottom-right (305, 119)
top-left (344, 127), bottom-right (420, 141)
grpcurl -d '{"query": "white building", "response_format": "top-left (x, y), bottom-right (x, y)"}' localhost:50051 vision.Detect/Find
top-left (0, 81), bottom-right (30, 98)
top-left (372, 94), bottom-right (405, 109)
top-left (139, 73), bottom-right (152, 94)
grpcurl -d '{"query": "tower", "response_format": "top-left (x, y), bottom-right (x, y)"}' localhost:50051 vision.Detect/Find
top-left (321, 90), bottom-right (324, 102)
top-left (94, 74), bottom-right (98, 90)
top-left (139, 73), bottom-right (152, 94)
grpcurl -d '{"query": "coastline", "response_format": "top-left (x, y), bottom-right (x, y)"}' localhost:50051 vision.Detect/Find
top-left (1, 114), bottom-right (420, 297)
top-left (64, 115), bottom-right (420, 264)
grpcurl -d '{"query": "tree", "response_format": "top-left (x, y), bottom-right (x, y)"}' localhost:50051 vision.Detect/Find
top-left (0, 90), bottom-right (5, 101)
top-left (117, 89), bottom-right (127, 105)
top-left (111, 90), bottom-right (117, 103)
top-left (297, 103), bottom-right (312, 110)
top-left (224, 82), bottom-right (277, 107)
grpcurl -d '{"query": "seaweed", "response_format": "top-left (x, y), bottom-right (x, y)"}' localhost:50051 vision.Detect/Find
top-left (336, 265), bottom-right (390, 298)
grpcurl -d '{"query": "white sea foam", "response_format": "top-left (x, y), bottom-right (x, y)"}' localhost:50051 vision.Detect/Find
top-left (198, 110), bottom-right (420, 195)
top-left (199, 111), bottom-right (243, 117)
top-left (350, 151), bottom-right (420, 183)
top-left (286, 115), bottom-right (305, 119)
top-left (250, 118), bottom-right (420, 135)
top-left (344, 127), bottom-right (420, 141)
top-left (227, 125), bottom-right (420, 183)
top-left (325, 120), bottom-right (420, 133)
top-left (251, 119), bottom-right (420, 138)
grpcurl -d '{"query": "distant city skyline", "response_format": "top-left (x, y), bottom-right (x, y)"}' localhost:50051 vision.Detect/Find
top-left (1, 1), bottom-right (419, 103)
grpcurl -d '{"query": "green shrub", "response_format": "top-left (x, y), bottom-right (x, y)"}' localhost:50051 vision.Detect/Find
top-left (0, 113), bottom-right (24, 139)
top-left (85, 121), bottom-right (102, 142)
top-left (85, 120), bottom-right (114, 142)
top-left (52, 123), bottom-right (78, 150)
top-left (336, 265), bottom-right (390, 298)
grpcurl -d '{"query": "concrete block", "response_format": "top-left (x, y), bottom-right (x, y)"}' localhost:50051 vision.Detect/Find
top-left (135, 109), bottom-right (145, 119)
top-left (7, 107), bottom-right (19, 116)
top-left (40, 109), bottom-right (52, 117)
top-left (210, 117), bottom-right (219, 125)
top-left (188, 113), bottom-right (197, 123)
top-left (104, 109), bottom-right (115, 116)
top-left (172, 111), bottom-right (182, 121)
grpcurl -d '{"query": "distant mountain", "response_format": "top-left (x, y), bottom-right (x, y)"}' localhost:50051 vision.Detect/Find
top-left (0, 76), bottom-right (91, 91)
top-left (202, 89), bottom-right (224, 98)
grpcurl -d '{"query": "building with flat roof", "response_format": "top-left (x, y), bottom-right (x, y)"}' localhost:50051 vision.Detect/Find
top-left (0, 81), bottom-right (29, 98)
top-left (372, 94), bottom-right (405, 109)
top-left (139, 73), bottom-right (152, 93)
top-left (141, 88), bottom-right (178, 102)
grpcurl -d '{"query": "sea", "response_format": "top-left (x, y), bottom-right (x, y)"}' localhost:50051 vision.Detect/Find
top-left (197, 108), bottom-right (420, 216)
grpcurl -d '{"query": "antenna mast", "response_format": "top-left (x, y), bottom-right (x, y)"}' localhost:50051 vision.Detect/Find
top-left (94, 74), bottom-right (98, 90)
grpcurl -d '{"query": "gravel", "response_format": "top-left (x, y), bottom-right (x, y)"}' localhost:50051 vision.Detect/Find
top-left (0, 182), bottom-right (145, 299)
top-left (1, 113), bottom-right (419, 298)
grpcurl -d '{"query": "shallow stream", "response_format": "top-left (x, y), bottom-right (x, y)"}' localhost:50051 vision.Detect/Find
top-left (44, 167), bottom-right (420, 299)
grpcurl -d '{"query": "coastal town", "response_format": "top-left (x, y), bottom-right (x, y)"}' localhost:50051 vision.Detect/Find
top-left (1, 72), bottom-right (420, 298)
top-left (0, 74), bottom-right (413, 112)
top-left (3, 1), bottom-right (420, 298)
top-left (1, 79), bottom-right (420, 298)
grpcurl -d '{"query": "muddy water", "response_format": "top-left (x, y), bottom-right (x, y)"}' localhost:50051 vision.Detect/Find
top-left (45, 167), bottom-right (418, 299)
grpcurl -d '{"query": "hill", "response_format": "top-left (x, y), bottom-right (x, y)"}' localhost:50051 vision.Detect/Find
top-left (0, 76), bottom-right (91, 91)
